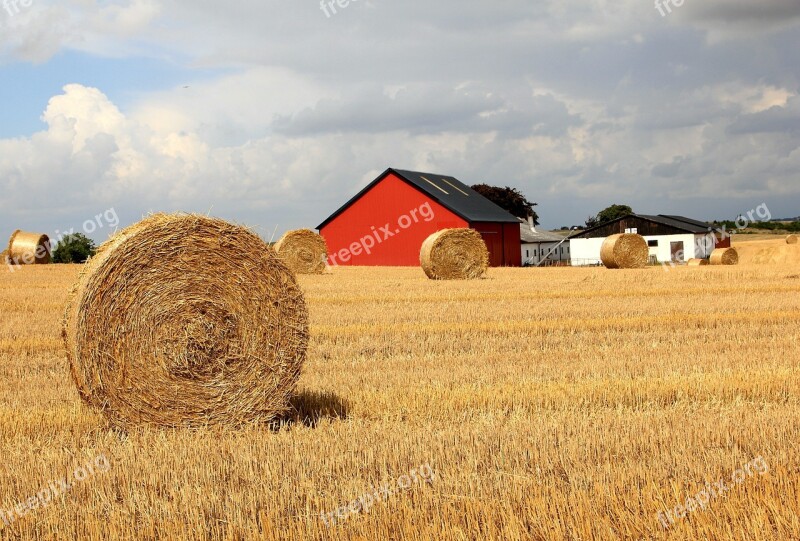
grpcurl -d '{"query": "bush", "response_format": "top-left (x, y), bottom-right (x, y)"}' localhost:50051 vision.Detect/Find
top-left (713, 220), bottom-right (800, 233)
top-left (53, 233), bottom-right (96, 264)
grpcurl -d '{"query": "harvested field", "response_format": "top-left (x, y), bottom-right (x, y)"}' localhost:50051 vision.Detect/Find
top-left (1, 257), bottom-right (799, 540)
top-left (735, 238), bottom-right (800, 266)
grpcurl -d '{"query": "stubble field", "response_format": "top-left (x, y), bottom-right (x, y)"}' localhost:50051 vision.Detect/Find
top-left (1, 252), bottom-right (799, 540)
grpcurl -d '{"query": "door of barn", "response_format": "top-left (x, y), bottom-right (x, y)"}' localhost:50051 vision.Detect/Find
top-left (670, 241), bottom-right (684, 263)
top-left (477, 230), bottom-right (503, 266)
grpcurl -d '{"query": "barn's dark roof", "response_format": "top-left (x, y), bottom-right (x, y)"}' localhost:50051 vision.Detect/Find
top-left (317, 168), bottom-right (520, 229)
top-left (637, 215), bottom-right (718, 234)
top-left (571, 214), bottom-right (720, 238)
top-left (520, 222), bottom-right (565, 243)
top-left (656, 215), bottom-right (720, 232)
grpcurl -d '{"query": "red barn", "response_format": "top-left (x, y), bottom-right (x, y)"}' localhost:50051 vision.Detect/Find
top-left (317, 168), bottom-right (522, 267)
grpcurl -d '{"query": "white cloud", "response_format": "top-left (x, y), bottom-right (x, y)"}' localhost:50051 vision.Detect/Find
top-left (88, 0), bottom-right (160, 36)
top-left (131, 67), bottom-right (328, 145)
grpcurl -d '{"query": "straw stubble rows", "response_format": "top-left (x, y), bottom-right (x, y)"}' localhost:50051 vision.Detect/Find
top-left (1, 262), bottom-right (799, 540)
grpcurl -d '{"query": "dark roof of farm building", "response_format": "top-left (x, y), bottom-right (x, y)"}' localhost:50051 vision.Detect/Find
top-left (637, 215), bottom-right (720, 234)
top-left (571, 214), bottom-right (722, 238)
top-left (317, 168), bottom-right (520, 229)
top-left (652, 215), bottom-right (721, 232)
top-left (520, 223), bottom-right (566, 243)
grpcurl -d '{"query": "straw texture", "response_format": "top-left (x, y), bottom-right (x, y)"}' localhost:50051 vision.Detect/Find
top-left (736, 241), bottom-right (800, 265)
top-left (687, 258), bottom-right (709, 266)
top-left (420, 228), bottom-right (489, 280)
top-left (710, 247), bottom-right (739, 266)
top-left (7, 230), bottom-right (51, 265)
top-left (600, 234), bottom-right (649, 269)
top-left (62, 213), bottom-right (309, 428)
top-left (787, 235), bottom-right (798, 245)
top-left (273, 229), bottom-right (328, 275)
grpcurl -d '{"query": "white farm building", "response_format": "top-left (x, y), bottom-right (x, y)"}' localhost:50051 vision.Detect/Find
top-left (520, 221), bottom-right (571, 266)
top-left (569, 214), bottom-right (730, 267)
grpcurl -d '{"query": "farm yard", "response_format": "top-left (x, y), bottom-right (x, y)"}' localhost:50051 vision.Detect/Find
top-left (1, 241), bottom-right (799, 540)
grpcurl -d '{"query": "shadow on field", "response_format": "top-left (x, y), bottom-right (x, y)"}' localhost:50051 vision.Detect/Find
top-left (274, 390), bottom-right (350, 429)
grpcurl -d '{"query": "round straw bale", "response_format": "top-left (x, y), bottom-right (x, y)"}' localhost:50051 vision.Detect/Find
top-left (62, 213), bottom-right (309, 428)
top-left (687, 258), bottom-right (709, 266)
top-left (7, 230), bottom-right (51, 265)
top-left (710, 247), bottom-right (739, 266)
top-left (599, 233), bottom-right (649, 269)
top-left (273, 229), bottom-right (327, 275)
top-left (787, 235), bottom-right (798, 245)
top-left (420, 228), bottom-right (489, 280)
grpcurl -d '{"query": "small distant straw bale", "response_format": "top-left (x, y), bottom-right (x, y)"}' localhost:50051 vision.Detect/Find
top-left (420, 229), bottom-right (489, 280)
top-left (600, 234), bottom-right (648, 269)
top-left (6, 231), bottom-right (51, 265)
top-left (710, 247), bottom-right (739, 266)
top-left (273, 229), bottom-right (328, 275)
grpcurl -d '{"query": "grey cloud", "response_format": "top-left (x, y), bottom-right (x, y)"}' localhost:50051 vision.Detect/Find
top-left (680, 0), bottom-right (800, 26)
top-left (272, 85), bottom-right (580, 138)
top-left (652, 156), bottom-right (688, 178)
top-left (727, 98), bottom-right (800, 135)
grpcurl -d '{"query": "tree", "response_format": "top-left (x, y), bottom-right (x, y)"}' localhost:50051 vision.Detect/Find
top-left (471, 184), bottom-right (539, 225)
top-left (587, 204), bottom-right (633, 227)
top-left (52, 233), bottom-right (96, 264)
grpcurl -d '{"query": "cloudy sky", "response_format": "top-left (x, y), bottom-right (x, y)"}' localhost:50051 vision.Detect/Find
top-left (1, 0), bottom-right (798, 242)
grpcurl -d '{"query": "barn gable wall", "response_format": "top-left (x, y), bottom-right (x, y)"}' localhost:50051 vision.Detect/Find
top-left (320, 173), bottom-right (467, 266)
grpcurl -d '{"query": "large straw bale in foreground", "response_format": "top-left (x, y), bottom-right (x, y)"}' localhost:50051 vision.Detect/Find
top-left (273, 229), bottom-right (328, 275)
top-left (6, 230), bottom-right (51, 265)
top-left (787, 235), bottom-right (798, 245)
top-left (600, 234), bottom-right (649, 269)
top-left (62, 214), bottom-right (309, 428)
top-left (420, 228), bottom-right (489, 280)
top-left (710, 247), bottom-right (739, 266)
